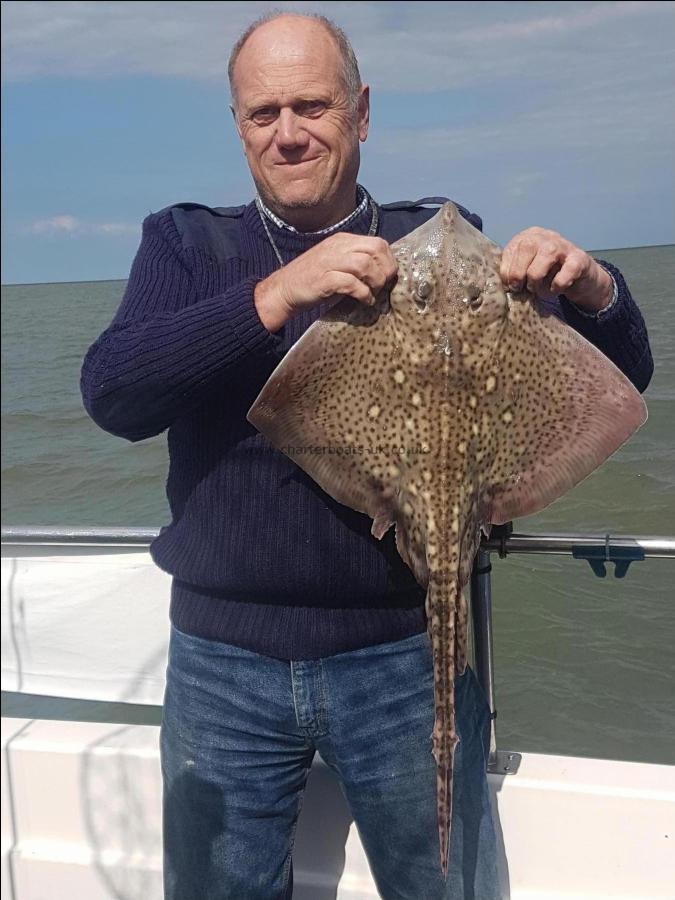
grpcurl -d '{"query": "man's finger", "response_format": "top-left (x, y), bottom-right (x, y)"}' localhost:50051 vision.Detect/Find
top-left (500, 236), bottom-right (525, 284)
top-left (332, 272), bottom-right (376, 306)
top-left (499, 246), bottom-right (512, 286)
top-left (343, 250), bottom-right (389, 293)
top-left (505, 240), bottom-right (538, 290)
top-left (364, 239), bottom-right (399, 283)
top-left (353, 244), bottom-right (398, 290)
top-left (550, 252), bottom-right (588, 295)
top-left (525, 249), bottom-right (561, 296)
top-left (330, 233), bottom-right (398, 284)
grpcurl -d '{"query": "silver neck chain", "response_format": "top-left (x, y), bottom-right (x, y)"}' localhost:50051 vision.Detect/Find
top-left (255, 189), bottom-right (380, 268)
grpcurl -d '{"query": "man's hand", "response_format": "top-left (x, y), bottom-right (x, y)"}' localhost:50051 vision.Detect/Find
top-left (500, 227), bottom-right (614, 314)
top-left (254, 233), bottom-right (398, 332)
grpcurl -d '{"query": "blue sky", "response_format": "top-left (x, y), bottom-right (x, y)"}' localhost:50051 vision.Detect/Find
top-left (2, 0), bottom-right (674, 284)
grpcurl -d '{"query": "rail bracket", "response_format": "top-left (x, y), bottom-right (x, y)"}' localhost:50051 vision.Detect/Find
top-left (485, 522), bottom-right (513, 558)
top-left (572, 536), bottom-right (645, 578)
top-left (487, 749), bottom-right (522, 775)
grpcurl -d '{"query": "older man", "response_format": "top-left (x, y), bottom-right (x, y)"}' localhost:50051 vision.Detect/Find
top-left (80, 10), bottom-right (652, 900)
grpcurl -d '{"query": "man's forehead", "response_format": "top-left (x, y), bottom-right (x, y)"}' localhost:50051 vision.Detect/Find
top-left (238, 70), bottom-right (338, 107)
top-left (237, 15), bottom-right (334, 57)
top-left (235, 60), bottom-right (343, 110)
top-left (233, 18), bottom-right (342, 95)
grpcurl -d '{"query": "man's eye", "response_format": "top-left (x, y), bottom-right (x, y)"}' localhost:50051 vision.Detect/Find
top-left (296, 100), bottom-right (326, 117)
top-left (251, 108), bottom-right (278, 125)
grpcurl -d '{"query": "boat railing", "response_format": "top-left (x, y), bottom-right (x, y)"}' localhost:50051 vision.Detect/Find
top-left (2, 525), bottom-right (674, 774)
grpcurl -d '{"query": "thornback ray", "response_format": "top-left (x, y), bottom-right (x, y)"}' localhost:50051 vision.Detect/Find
top-left (247, 202), bottom-right (647, 877)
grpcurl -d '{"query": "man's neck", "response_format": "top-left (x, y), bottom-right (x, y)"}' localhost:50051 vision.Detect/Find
top-left (259, 185), bottom-right (363, 234)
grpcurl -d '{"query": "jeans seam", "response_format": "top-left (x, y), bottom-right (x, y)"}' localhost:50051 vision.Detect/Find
top-left (472, 693), bottom-right (491, 771)
top-left (318, 659), bottom-right (330, 738)
top-left (280, 756), bottom-right (311, 896)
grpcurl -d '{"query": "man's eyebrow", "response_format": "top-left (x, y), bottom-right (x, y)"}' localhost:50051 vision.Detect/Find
top-left (243, 99), bottom-right (277, 112)
top-left (243, 92), bottom-right (332, 112)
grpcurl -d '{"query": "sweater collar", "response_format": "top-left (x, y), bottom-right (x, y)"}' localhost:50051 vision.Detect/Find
top-left (256, 184), bottom-right (370, 236)
top-left (243, 185), bottom-right (377, 260)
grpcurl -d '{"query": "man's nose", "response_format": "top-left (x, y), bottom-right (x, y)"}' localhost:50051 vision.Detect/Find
top-left (275, 108), bottom-right (310, 150)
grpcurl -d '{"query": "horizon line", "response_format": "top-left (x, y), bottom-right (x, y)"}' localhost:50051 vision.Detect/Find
top-left (2, 242), bottom-right (673, 287)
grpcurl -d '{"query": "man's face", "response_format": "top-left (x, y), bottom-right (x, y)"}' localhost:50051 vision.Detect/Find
top-left (231, 18), bottom-right (369, 217)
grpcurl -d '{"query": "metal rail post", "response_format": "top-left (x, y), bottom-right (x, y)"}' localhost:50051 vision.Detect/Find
top-left (470, 547), bottom-right (497, 767)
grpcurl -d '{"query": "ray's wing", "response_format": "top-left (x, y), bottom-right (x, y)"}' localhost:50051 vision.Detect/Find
top-left (481, 296), bottom-right (647, 524)
top-left (248, 297), bottom-right (409, 536)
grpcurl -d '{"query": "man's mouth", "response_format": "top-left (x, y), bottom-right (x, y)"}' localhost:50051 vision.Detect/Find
top-left (274, 157), bottom-right (321, 167)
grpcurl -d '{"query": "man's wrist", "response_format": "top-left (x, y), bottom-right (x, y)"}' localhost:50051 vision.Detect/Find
top-left (565, 264), bottom-right (618, 320)
top-left (254, 273), bottom-right (293, 333)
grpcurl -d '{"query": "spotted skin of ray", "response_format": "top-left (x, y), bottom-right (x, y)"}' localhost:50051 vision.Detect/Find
top-left (247, 202), bottom-right (647, 877)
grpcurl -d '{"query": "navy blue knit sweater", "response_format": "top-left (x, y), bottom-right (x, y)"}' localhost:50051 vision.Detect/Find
top-left (80, 194), bottom-right (653, 660)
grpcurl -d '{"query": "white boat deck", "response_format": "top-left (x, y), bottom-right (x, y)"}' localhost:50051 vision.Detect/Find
top-left (3, 717), bottom-right (674, 899)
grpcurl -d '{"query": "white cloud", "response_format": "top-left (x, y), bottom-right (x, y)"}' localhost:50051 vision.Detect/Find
top-left (2, 1), bottom-right (673, 186)
top-left (22, 215), bottom-right (138, 237)
top-left (27, 214), bottom-right (79, 234)
top-left (454, 1), bottom-right (667, 43)
top-left (92, 222), bottom-right (139, 236)
top-left (367, 72), bottom-right (673, 166)
top-left (3, 1), bottom-right (673, 252)
top-left (1, 0), bottom-right (673, 93)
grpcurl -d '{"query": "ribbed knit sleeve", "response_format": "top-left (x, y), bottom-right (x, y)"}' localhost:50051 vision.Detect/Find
top-left (80, 211), bottom-right (281, 442)
top-left (559, 259), bottom-right (654, 393)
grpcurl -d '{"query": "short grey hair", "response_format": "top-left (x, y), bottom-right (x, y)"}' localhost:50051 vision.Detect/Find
top-left (228, 10), bottom-right (362, 112)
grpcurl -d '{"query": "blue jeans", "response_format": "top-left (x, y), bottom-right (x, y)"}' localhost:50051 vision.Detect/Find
top-left (160, 624), bottom-right (501, 900)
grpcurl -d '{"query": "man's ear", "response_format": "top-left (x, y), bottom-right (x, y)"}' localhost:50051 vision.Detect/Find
top-left (357, 85), bottom-right (370, 142)
top-left (230, 103), bottom-right (243, 141)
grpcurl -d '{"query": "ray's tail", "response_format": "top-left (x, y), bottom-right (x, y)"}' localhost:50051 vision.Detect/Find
top-left (425, 577), bottom-right (460, 878)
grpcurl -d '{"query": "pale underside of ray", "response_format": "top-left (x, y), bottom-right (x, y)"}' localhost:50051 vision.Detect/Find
top-left (248, 202), bottom-right (647, 876)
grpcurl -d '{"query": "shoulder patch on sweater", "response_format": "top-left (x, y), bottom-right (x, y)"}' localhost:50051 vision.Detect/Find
top-left (159, 201), bottom-right (246, 259)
